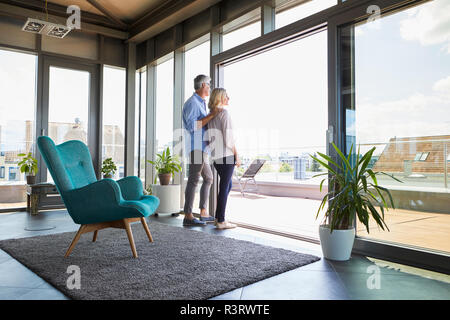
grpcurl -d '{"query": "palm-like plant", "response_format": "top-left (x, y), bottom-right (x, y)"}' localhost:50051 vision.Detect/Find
top-left (310, 143), bottom-right (402, 234)
top-left (147, 147), bottom-right (182, 184)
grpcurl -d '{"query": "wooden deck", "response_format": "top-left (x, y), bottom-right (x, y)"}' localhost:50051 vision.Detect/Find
top-left (225, 191), bottom-right (450, 254)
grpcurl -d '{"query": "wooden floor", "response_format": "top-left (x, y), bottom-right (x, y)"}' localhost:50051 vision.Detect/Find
top-left (225, 191), bottom-right (450, 254)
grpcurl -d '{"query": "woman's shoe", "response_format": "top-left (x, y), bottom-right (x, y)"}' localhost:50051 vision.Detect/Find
top-left (215, 221), bottom-right (237, 229)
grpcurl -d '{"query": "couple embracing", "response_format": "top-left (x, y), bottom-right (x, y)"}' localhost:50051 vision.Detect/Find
top-left (182, 74), bottom-right (240, 229)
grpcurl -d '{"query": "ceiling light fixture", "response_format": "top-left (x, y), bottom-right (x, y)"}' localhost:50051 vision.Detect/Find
top-left (22, 18), bottom-right (72, 38)
top-left (21, 0), bottom-right (72, 39)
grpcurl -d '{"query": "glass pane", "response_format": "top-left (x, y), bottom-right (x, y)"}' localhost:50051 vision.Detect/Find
top-left (155, 58), bottom-right (174, 155)
top-left (184, 40), bottom-right (210, 103)
top-left (0, 49), bottom-right (36, 210)
top-left (276, 0), bottom-right (337, 29)
top-left (134, 72), bottom-right (140, 177)
top-left (183, 41), bottom-right (211, 214)
top-left (48, 66), bottom-right (89, 182)
top-left (342, 0), bottom-right (450, 254)
top-left (140, 71), bottom-right (147, 182)
top-left (223, 29), bottom-right (328, 238)
top-left (102, 66), bottom-right (125, 180)
top-left (222, 8), bottom-right (261, 52)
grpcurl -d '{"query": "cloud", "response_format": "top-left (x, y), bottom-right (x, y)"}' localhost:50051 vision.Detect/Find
top-left (433, 75), bottom-right (450, 96)
top-left (356, 76), bottom-right (450, 143)
top-left (399, 0), bottom-right (450, 52)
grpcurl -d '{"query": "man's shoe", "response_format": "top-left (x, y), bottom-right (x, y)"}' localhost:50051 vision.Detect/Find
top-left (183, 218), bottom-right (206, 226)
top-left (200, 216), bottom-right (215, 223)
top-left (216, 221), bottom-right (237, 229)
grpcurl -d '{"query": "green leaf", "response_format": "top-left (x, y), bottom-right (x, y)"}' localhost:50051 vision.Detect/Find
top-left (358, 147), bottom-right (375, 178)
top-left (315, 152), bottom-right (343, 171)
top-left (367, 169), bottom-right (378, 185)
top-left (379, 171), bottom-right (403, 183)
top-left (332, 142), bottom-right (352, 175)
top-left (310, 154), bottom-right (337, 175)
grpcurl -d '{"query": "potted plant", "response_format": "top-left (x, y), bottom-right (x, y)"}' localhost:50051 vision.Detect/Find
top-left (310, 143), bottom-right (401, 261)
top-left (144, 185), bottom-right (153, 195)
top-left (101, 158), bottom-right (117, 179)
top-left (18, 152), bottom-right (38, 185)
top-left (147, 147), bottom-right (182, 185)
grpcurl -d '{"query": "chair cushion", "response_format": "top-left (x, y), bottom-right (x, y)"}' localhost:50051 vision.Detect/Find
top-left (121, 195), bottom-right (160, 218)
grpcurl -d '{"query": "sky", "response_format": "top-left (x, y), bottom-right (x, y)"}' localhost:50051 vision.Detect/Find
top-left (354, 0), bottom-right (450, 149)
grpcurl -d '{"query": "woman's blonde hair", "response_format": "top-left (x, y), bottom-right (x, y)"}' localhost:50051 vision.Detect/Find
top-left (208, 88), bottom-right (227, 110)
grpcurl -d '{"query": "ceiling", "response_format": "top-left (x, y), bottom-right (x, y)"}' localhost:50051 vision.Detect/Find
top-left (0, 0), bottom-right (221, 42)
top-left (42, 0), bottom-right (169, 24)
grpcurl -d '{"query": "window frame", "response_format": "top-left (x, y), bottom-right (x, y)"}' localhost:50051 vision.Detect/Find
top-left (335, 0), bottom-right (450, 274)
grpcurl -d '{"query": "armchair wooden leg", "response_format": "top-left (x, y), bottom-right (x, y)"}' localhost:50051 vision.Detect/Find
top-left (65, 225), bottom-right (86, 258)
top-left (140, 217), bottom-right (153, 242)
top-left (93, 230), bottom-right (98, 242)
top-left (123, 219), bottom-right (138, 258)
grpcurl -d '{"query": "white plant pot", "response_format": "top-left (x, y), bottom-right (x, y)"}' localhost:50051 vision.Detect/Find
top-left (319, 225), bottom-right (355, 261)
top-left (151, 184), bottom-right (181, 214)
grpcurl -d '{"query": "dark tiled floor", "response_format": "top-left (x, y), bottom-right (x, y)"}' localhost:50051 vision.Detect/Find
top-left (0, 209), bottom-right (449, 300)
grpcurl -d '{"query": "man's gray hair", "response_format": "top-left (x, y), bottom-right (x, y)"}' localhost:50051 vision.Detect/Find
top-left (194, 74), bottom-right (210, 90)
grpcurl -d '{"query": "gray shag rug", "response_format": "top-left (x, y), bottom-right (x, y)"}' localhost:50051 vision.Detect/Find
top-left (0, 221), bottom-right (320, 300)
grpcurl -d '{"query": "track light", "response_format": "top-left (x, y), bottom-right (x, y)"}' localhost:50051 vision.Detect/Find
top-left (22, 18), bottom-right (71, 39)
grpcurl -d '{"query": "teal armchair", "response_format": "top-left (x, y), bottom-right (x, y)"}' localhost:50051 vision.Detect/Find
top-left (37, 136), bottom-right (159, 258)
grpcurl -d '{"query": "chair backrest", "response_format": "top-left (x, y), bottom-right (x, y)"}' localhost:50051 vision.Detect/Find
top-left (242, 159), bottom-right (266, 178)
top-left (37, 136), bottom-right (97, 194)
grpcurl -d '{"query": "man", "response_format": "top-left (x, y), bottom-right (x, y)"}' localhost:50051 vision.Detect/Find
top-left (182, 75), bottom-right (222, 226)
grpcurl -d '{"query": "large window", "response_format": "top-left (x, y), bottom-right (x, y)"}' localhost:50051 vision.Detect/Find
top-left (184, 40), bottom-right (210, 103)
top-left (134, 70), bottom-right (147, 182)
top-left (0, 49), bottom-right (36, 210)
top-left (102, 66), bottom-right (126, 179)
top-left (222, 29), bottom-right (328, 238)
top-left (155, 57), bottom-right (174, 156)
top-left (47, 66), bottom-right (90, 185)
top-left (48, 67), bottom-right (89, 146)
top-left (341, 0), bottom-right (450, 254)
top-left (276, 0), bottom-right (337, 29)
top-left (222, 8), bottom-right (261, 52)
top-left (140, 71), bottom-right (147, 181)
top-left (134, 71), bottom-right (140, 177)
top-left (182, 40), bottom-right (211, 213)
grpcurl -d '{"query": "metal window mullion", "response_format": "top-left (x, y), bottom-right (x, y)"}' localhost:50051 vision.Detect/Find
top-left (261, 4), bottom-right (275, 35)
top-left (125, 43), bottom-right (136, 177)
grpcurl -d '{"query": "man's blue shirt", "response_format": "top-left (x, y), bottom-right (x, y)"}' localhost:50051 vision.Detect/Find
top-left (182, 93), bottom-right (209, 154)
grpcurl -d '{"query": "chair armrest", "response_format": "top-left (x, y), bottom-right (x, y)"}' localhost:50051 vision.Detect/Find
top-left (63, 179), bottom-right (123, 224)
top-left (116, 176), bottom-right (144, 200)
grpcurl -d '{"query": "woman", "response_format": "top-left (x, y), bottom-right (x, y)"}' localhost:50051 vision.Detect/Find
top-left (207, 88), bottom-right (241, 229)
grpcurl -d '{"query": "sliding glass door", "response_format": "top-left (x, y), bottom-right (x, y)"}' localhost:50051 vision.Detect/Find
top-left (219, 28), bottom-right (328, 239)
top-left (39, 57), bottom-right (99, 183)
top-left (340, 0), bottom-right (450, 254)
top-left (0, 49), bottom-right (37, 211)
